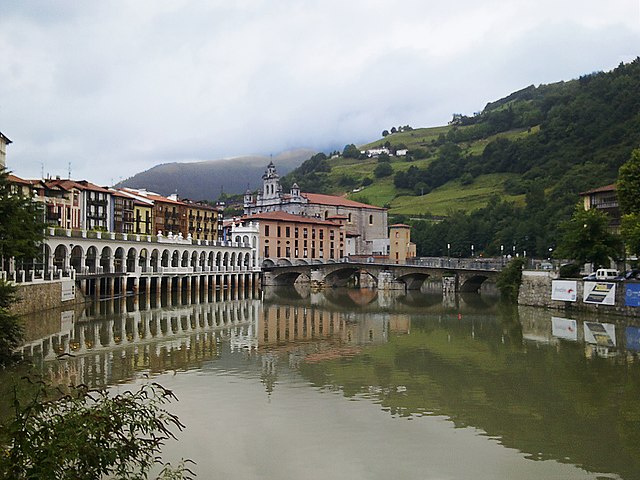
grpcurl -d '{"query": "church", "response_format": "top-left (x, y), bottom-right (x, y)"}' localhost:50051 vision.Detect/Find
top-left (243, 162), bottom-right (389, 257)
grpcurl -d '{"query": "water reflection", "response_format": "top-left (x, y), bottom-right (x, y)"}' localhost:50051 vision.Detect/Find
top-left (15, 287), bottom-right (640, 480)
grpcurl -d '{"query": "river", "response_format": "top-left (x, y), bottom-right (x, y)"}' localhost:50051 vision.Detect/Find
top-left (6, 285), bottom-right (640, 479)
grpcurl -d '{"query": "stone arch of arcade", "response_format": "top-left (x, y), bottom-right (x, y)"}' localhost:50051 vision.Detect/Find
top-left (46, 236), bottom-right (257, 277)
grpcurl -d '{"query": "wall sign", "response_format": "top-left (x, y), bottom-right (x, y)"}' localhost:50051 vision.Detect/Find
top-left (584, 322), bottom-right (616, 347)
top-left (551, 280), bottom-right (577, 302)
top-left (625, 283), bottom-right (640, 307)
top-left (551, 317), bottom-right (578, 341)
top-left (583, 282), bottom-right (616, 305)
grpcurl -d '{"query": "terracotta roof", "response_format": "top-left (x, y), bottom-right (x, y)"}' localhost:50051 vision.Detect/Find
top-left (45, 178), bottom-right (110, 193)
top-left (7, 174), bottom-right (36, 186)
top-left (390, 223), bottom-right (411, 228)
top-left (244, 211), bottom-right (341, 226)
top-left (302, 192), bottom-right (385, 210)
top-left (145, 193), bottom-right (185, 206)
top-left (580, 183), bottom-right (616, 195)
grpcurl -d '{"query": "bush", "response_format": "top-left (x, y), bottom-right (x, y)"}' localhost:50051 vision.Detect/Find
top-left (0, 380), bottom-right (193, 479)
top-left (374, 162), bottom-right (393, 178)
top-left (361, 177), bottom-right (373, 186)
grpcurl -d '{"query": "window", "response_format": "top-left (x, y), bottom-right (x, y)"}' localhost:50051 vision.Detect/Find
top-left (265, 225), bottom-right (270, 236)
top-left (286, 226), bottom-right (290, 237)
top-left (348, 213), bottom-right (352, 223)
top-left (369, 214), bottom-right (374, 225)
top-left (277, 226), bottom-right (281, 237)
top-left (264, 246), bottom-right (270, 257)
top-left (295, 227), bottom-right (299, 238)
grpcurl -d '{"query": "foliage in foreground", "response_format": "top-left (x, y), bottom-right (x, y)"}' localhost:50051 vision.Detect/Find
top-left (0, 380), bottom-right (194, 480)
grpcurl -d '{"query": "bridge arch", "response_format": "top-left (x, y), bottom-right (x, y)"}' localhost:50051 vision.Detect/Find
top-left (460, 274), bottom-right (490, 293)
top-left (395, 272), bottom-right (431, 290)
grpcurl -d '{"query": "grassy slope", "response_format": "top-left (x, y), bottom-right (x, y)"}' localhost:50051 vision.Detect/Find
top-left (326, 125), bottom-right (537, 215)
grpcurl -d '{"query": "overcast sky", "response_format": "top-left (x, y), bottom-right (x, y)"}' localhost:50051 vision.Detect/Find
top-left (1, 1), bottom-right (639, 186)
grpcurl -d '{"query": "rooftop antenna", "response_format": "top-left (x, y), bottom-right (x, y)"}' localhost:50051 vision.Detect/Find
top-left (67, 162), bottom-right (71, 179)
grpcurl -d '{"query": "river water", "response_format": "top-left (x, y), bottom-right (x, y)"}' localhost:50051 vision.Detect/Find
top-left (8, 285), bottom-right (640, 479)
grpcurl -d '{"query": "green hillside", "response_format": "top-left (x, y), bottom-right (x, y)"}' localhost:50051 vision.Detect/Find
top-left (282, 58), bottom-right (640, 257)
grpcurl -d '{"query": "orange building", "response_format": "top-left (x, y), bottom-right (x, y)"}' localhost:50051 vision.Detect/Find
top-left (244, 211), bottom-right (345, 263)
top-left (389, 224), bottom-right (416, 264)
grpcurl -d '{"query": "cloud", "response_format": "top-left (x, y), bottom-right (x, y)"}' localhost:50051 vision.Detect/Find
top-left (1, 0), bottom-right (639, 184)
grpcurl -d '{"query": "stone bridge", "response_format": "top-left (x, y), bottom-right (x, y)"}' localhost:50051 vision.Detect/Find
top-left (262, 260), bottom-right (501, 293)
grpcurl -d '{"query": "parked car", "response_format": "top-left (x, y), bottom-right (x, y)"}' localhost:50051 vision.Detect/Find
top-left (615, 269), bottom-right (640, 281)
top-left (583, 272), bottom-right (597, 280)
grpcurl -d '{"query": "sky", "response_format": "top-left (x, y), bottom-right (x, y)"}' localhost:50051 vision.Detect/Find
top-left (1, 1), bottom-right (639, 186)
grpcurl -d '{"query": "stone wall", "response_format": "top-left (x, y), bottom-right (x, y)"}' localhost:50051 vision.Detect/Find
top-left (10, 280), bottom-right (86, 317)
top-left (518, 270), bottom-right (640, 318)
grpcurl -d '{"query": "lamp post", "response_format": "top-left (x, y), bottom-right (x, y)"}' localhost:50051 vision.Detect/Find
top-left (500, 244), bottom-right (504, 266)
top-left (447, 243), bottom-right (451, 260)
top-left (471, 244), bottom-right (474, 258)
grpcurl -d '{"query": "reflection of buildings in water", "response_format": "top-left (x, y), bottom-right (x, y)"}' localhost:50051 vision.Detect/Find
top-left (258, 303), bottom-right (412, 348)
top-left (22, 298), bottom-right (261, 388)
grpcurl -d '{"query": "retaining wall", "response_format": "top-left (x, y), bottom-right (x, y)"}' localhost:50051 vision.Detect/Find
top-left (518, 270), bottom-right (640, 318)
top-left (10, 280), bottom-right (87, 317)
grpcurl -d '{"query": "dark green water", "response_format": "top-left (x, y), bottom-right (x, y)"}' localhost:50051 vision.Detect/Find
top-left (7, 286), bottom-right (640, 479)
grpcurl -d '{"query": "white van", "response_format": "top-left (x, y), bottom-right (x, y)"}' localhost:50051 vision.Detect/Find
top-left (595, 269), bottom-right (619, 281)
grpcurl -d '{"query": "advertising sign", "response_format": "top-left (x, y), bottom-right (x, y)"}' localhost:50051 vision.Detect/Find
top-left (584, 322), bottom-right (616, 347)
top-left (625, 283), bottom-right (640, 307)
top-left (583, 282), bottom-right (616, 305)
top-left (625, 326), bottom-right (640, 352)
top-left (551, 280), bottom-right (577, 302)
top-left (551, 317), bottom-right (578, 341)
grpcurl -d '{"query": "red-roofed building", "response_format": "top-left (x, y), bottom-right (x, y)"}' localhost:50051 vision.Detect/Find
top-left (243, 162), bottom-right (389, 256)
top-left (241, 210), bottom-right (345, 263)
top-left (46, 178), bottom-right (112, 231)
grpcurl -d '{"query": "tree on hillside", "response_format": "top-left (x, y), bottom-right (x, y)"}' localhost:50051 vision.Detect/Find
top-left (0, 168), bottom-right (45, 270)
top-left (374, 162), bottom-right (393, 178)
top-left (617, 148), bottom-right (640, 257)
top-left (555, 204), bottom-right (622, 268)
top-left (342, 144), bottom-right (360, 159)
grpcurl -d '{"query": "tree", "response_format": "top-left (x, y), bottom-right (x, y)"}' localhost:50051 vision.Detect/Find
top-left (0, 280), bottom-right (22, 367)
top-left (555, 204), bottom-right (622, 268)
top-left (617, 148), bottom-right (640, 256)
top-left (374, 162), bottom-right (393, 178)
top-left (0, 380), bottom-right (193, 479)
top-left (0, 168), bottom-right (45, 270)
top-left (342, 144), bottom-right (360, 159)
top-left (496, 257), bottom-right (526, 302)
top-left (382, 130), bottom-right (389, 137)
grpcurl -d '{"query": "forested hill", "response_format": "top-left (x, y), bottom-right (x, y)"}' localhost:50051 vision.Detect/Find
top-left (280, 58), bottom-right (640, 258)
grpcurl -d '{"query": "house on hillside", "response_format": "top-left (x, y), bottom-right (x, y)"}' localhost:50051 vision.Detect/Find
top-left (579, 183), bottom-right (620, 233)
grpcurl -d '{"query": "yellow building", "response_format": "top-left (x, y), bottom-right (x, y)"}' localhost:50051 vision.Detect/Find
top-left (389, 224), bottom-right (416, 264)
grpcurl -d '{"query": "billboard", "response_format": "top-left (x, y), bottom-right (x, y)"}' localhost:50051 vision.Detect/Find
top-left (584, 322), bottom-right (616, 347)
top-left (625, 283), bottom-right (640, 307)
top-left (583, 282), bottom-right (616, 305)
top-left (551, 280), bottom-right (577, 302)
top-left (551, 317), bottom-right (578, 341)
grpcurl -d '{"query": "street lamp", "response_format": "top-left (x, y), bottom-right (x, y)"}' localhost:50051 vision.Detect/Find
top-left (447, 243), bottom-right (451, 258)
top-left (471, 244), bottom-right (474, 258)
